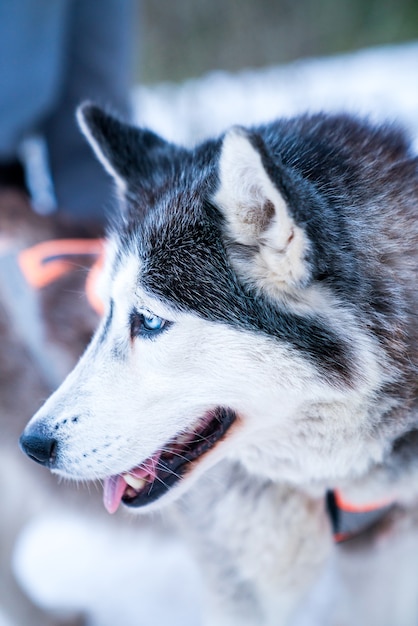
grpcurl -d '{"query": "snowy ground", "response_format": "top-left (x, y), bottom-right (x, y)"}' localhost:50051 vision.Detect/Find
top-left (12, 42), bottom-right (418, 626)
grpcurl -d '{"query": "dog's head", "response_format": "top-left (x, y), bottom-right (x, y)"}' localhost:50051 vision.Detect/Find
top-left (20, 106), bottom-right (389, 513)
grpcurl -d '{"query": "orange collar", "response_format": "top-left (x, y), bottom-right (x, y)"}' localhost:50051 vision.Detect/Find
top-left (328, 490), bottom-right (395, 542)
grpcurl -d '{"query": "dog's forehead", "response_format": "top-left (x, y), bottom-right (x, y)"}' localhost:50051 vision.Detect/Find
top-left (112, 250), bottom-right (141, 296)
top-left (110, 183), bottom-right (224, 306)
top-left (108, 244), bottom-right (173, 320)
top-left (144, 198), bottom-right (238, 308)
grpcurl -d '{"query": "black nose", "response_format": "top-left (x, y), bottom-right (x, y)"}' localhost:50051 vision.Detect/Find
top-left (19, 431), bottom-right (57, 467)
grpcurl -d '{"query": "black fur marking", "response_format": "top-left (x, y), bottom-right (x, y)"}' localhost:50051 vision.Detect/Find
top-left (81, 104), bottom-right (188, 222)
top-left (81, 104), bottom-right (169, 182)
top-left (124, 198), bottom-right (352, 385)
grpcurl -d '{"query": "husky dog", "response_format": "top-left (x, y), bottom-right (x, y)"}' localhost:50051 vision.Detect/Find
top-left (20, 105), bottom-right (418, 625)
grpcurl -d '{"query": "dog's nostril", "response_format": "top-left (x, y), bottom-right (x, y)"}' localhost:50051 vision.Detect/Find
top-left (19, 432), bottom-right (58, 468)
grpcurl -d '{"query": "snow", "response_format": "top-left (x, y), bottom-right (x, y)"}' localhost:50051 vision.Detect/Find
top-left (11, 42), bottom-right (418, 626)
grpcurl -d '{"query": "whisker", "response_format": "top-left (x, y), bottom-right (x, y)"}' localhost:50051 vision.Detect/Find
top-left (154, 459), bottom-right (182, 481)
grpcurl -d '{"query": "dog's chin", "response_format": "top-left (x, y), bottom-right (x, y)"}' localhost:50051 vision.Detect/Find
top-left (102, 407), bottom-right (238, 514)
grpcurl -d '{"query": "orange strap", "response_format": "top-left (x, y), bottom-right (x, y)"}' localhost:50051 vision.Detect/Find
top-left (18, 239), bottom-right (105, 315)
top-left (334, 489), bottom-right (394, 514)
top-left (328, 490), bottom-right (395, 543)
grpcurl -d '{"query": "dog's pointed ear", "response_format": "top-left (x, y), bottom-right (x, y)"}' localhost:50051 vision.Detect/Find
top-left (77, 103), bottom-right (169, 193)
top-left (214, 127), bottom-right (311, 291)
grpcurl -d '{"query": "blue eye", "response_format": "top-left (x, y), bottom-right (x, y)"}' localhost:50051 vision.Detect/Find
top-left (142, 314), bottom-right (164, 331)
top-left (130, 310), bottom-right (170, 339)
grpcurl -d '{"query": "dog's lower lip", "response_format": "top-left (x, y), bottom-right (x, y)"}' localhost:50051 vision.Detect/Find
top-left (119, 407), bottom-right (237, 509)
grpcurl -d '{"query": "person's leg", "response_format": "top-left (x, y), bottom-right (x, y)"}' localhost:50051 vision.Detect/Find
top-left (43, 0), bottom-right (136, 232)
top-left (0, 1), bottom-right (74, 251)
top-left (0, 0), bottom-right (71, 165)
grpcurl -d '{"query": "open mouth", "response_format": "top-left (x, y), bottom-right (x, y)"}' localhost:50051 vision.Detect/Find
top-left (103, 407), bottom-right (237, 513)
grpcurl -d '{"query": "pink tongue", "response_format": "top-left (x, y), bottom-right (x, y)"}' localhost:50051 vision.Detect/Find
top-left (103, 475), bottom-right (126, 514)
top-left (102, 451), bottom-right (162, 514)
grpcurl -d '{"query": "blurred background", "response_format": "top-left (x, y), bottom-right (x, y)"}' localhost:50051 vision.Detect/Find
top-left (1, 2), bottom-right (418, 626)
top-left (140, 0), bottom-right (418, 82)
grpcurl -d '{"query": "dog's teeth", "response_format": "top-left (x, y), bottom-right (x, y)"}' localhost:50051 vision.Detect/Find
top-left (123, 474), bottom-right (146, 490)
